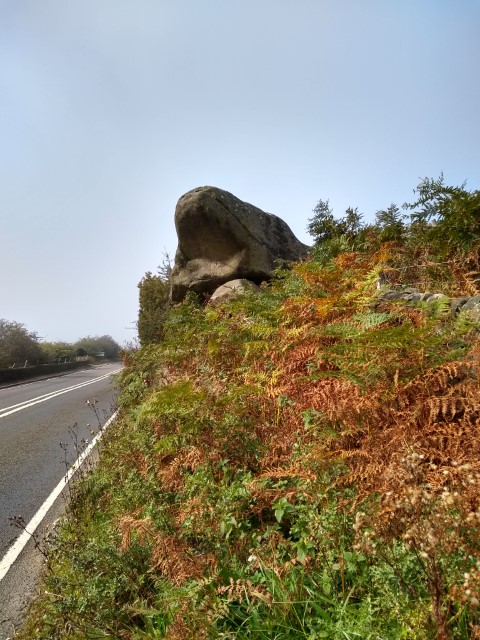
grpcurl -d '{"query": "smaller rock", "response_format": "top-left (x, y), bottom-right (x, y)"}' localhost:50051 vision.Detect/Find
top-left (380, 290), bottom-right (405, 301)
top-left (450, 297), bottom-right (470, 316)
top-left (462, 295), bottom-right (480, 311)
top-left (425, 293), bottom-right (449, 302)
top-left (402, 292), bottom-right (423, 302)
top-left (209, 279), bottom-right (260, 306)
top-left (467, 303), bottom-right (480, 323)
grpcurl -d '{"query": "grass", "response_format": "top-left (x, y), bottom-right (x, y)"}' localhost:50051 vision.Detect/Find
top-left (17, 247), bottom-right (480, 640)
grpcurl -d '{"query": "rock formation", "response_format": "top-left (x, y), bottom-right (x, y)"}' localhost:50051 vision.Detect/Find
top-left (170, 186), bottom-right (309, 302)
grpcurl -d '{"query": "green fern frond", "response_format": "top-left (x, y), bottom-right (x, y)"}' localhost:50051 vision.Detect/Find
top-left (323, 313), bottom-right (393, 340)
top-left (323, 322), bottom-right (360, 339)
top-left (351, 312), bottom-right (394, 329)
top-left (243, 339), bottom-right (271, 358)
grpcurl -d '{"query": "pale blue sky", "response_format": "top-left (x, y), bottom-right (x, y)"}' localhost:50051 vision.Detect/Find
top-left (1, 0), bottom-right (479, 345)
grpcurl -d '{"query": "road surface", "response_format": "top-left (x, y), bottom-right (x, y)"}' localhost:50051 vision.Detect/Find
top-left (0, 363), bottom-right (121, 639)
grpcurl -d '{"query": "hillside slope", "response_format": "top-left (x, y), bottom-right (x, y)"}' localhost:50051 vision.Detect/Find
top-left (19, 243), bottom-right (480, 640)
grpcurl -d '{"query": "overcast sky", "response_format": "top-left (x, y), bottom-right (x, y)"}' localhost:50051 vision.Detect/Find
top-left (1, 0), bottom-right (479, 345)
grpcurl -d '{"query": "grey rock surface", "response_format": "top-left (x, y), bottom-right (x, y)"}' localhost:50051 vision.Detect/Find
top-left (469, 303), bottom-right (480, 322)
top-left (463, 295), bottom-right (480, 310)
top-left (450, 297), bottom-right (470, 316)
top-left (170, 186), bottom-right (309, 302)
top-left (424, 293), bottom-right (449, 302)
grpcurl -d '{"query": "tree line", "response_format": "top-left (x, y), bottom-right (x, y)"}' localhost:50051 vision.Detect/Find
top-left (0, 319), bottom-right (121, 368)
top-left (308, 173), bottom-right (480, 264)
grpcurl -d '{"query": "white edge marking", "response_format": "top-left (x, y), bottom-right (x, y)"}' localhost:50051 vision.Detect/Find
top-left (0, 364), bottom-right (114, 392)
top-left (0, 369), bottom-right (122, 419)
top-left (0, 410), bottom-right (119, 583)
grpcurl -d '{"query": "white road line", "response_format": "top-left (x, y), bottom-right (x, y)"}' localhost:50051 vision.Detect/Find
top-left (0, 374), bottom-right (115, 411)
top-left (0, 410), bottom-right (118, 583)
top-left (0, 370), bottom-right (122, 419)
top-left (0, 365), bottom-right (119, 391)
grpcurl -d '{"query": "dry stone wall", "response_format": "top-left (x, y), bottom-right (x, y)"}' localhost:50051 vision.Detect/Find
top-left (378, 287), bottom-right (480, 320)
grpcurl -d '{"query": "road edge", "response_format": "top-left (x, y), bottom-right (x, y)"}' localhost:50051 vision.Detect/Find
top-left (0, 410), bottom-right (118, 583)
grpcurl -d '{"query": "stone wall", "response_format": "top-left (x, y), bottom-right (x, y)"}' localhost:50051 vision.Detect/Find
top-left (378, 287), bottom-right (480, 320)
top-left (0, 361), bottom-right (90, 385)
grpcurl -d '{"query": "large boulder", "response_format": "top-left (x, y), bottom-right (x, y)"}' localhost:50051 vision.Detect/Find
top-left (170, 186), bottom-right (309, 301)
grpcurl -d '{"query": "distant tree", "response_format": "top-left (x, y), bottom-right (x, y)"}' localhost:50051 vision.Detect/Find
top-left (74, 335), bottom-right (121, 360)
top-left (342, 206), bottom-right (364, 237)
top-left (40, 341), bottom-right (75, 362)
top-left (405, 174), bottom-right (480, 256)
top-left (308, 176), bottom-right (480, 294)
top-left (307, 199), bottom-right (366, 261)
top-left (137, 272), bottom-right (171, 345)
top-left (0, 319), bottom-right (43, 367)
top-left (156, 251), bottom-right (173, 281)
top-left (306, 199), bottom-right (337, 243)
top-left (137, 252), bottom-right (173, 346)
top-left (374, 204), bottom-right (406, 242)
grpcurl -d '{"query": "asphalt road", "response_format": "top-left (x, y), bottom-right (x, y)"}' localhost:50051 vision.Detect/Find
top-left (0, 363), bottom-right (121, 639)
